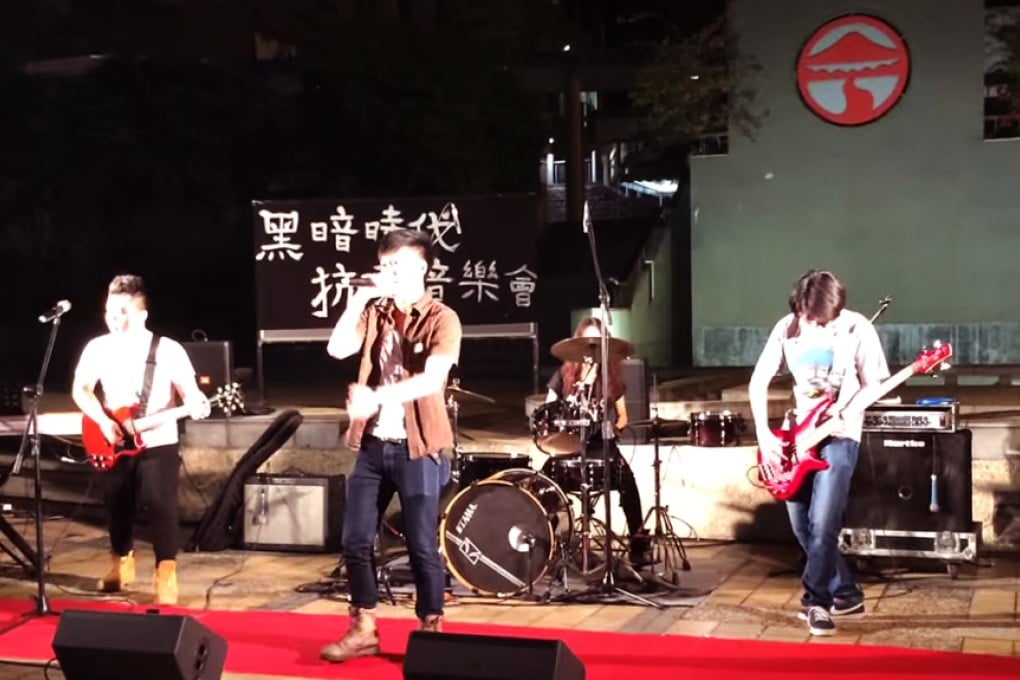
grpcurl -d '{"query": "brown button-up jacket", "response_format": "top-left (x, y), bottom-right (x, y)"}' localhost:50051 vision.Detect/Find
top-left (344, 292), bottom-right (462, 459)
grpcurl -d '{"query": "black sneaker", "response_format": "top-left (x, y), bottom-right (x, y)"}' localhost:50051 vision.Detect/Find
top-left (802, 606), bottom-right (836, 636)
top-left (830, 597), bottom-right (865, 616)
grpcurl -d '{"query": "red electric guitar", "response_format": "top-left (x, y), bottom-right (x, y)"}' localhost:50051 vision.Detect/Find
top-left (757, 342), bottom-right (952, 500)
top-left (82, 383), bottom-right (244, 471)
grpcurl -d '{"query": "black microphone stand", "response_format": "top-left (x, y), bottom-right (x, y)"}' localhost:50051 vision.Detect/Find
top-left (9, 313), bottom-right (65, 618)
top-left (570, 201), bottom-right (660, 608)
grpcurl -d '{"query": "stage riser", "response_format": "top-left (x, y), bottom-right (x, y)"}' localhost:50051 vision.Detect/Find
top-left (2, 434), bottom-right (1019, 549)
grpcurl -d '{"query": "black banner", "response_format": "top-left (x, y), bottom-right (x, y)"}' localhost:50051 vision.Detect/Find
top-left (253, 194), bottom-right (540, 332)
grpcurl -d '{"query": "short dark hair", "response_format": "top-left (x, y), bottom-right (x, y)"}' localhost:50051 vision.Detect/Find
top-left (107, 274), bottom-right (148, 307)
top-left (378, 228), bottom-right (434, 268)
top-left (788, 269), bottom-right (845, 324)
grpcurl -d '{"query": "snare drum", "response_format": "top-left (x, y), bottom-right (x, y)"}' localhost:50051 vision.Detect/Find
top-left (457, 452), bottom-right (532, 487)
top-left (530, 401), bottom-right (593, 456)
top-left (690, 411), bottom-right (744, 447)
top-left (542, 453), bottom-right (624, 495)
top-left (440, 469), bottom-right (572, 596)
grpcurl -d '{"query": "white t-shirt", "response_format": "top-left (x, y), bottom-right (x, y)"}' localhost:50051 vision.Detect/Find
top-left (370, 328), bottom-right (407, 440)
top-left (74, 330), bottom-right (198, 448)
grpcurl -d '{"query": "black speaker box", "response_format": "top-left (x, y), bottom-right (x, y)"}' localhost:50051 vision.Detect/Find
top-left (846, 429), bottom-right (973, 532)
top-left (620, 357), bottom-right (649, 444)
top-left (404, 631), bottom-right (585, 680)
top-left (52, 609), bottom-right (227, 680)
top-left (182, 340), bottom-right (234, 399)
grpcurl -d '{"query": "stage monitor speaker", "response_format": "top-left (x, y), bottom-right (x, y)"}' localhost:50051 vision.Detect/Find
top-left (846, 429), bottom-right (972, 533)
top-left (182, 340), bottom-right (234, 399)
top-left (52, 609), bottom-right (227, 680)
top-left (243, 473), bottom-right (345, 552)
top-left (403, 631), bottom-right (585, 680)
top-left (621, 357), bottom-right (649, 444)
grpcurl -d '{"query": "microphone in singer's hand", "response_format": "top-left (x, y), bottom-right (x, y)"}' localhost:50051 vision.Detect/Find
top-left (38, 299), bottom-right (72, 323)
top-left (346, 277), bottom-right (376, 287)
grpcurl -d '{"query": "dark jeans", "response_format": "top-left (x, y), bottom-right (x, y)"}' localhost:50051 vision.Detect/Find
top-left (104, 443), bottom-right (181, 563)
top-left (787, 437), bottom-right (863, 608)
top-left (342, 434), bottom-right (451, 619)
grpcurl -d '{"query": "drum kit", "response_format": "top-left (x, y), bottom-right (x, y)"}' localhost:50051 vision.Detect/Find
top-left (321, 340), bottom-right (747, 605)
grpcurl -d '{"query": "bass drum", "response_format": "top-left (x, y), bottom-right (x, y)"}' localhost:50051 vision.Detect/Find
top-left (440, 479), bottom-right (555, 597)
top-left (690, 410), bottom-right (744, 447)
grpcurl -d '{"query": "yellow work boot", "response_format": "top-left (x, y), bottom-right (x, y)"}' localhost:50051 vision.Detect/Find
top-left (97, 551), bottom-right (135, 593)
top-left (319, 606), bottom-right (380, 663)
top-left (420, 614), bottom-right (443, 632)
top-left (154, 559), bottom-right (178, 605)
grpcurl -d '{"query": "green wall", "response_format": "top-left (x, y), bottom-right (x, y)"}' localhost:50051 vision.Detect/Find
top-left (691, 0), bottom-right (1020, 365)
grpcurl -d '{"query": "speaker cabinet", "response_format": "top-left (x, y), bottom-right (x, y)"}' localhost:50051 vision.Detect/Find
top-left (620, 358), bottom-right (649, 444)
top-left (846, 430), bottom-right (973, 532)
top-left (182, 340), bottom-right (234, 399)
top-left (52, 609), bottom-right (227, 680)
top-left (403, 631), bottom-right (585, 680)
top-left (243, 474), bottom-right (345, 552)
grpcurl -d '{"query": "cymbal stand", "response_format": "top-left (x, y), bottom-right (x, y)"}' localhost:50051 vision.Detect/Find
top-left (446, 391), bottom-right (464, 487)
top-left (641, 416), bottom-right (691, 586)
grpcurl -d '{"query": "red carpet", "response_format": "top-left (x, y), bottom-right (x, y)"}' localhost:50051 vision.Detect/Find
top-left (0, 597), bottom-right (1018, 679)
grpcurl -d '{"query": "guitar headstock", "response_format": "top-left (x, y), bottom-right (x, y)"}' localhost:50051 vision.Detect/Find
top-left (913, 341), bottom-right (953, 375)
top-left (211, 382), bottom-right (245, 416)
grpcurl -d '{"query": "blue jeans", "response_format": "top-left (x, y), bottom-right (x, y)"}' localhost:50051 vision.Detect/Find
top-left (342, 435), bottom-right (451, 619)
top-left (786, 437), bottom-right (863, 609)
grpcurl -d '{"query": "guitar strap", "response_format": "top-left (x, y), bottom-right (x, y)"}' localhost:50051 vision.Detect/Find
top-left (137, 334), bottom-right (161, 418)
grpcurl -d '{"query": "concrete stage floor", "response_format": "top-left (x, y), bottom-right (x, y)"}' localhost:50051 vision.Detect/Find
top-left (0, 368), bottom-right (1018, 677)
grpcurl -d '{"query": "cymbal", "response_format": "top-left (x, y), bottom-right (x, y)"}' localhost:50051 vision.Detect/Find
top-left (550, 336), bottom-right (634, 363)
top-left (445, 381), bottom-right (496, 404)
top-left (628, 417), bottom-right (687, 428)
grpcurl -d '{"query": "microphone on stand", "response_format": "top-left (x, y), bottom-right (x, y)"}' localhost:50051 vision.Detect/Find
top-left (929, 473), bottom-right (940, 513)
top-left (38, 300), bottom-right (71, 324)
top-left (582, 200), bottom-right (591, 233)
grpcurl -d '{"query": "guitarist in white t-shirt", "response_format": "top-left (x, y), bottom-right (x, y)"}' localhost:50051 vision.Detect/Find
top-left (72, 274), bottom-right (210, 605)
top-left (749, 269), bottom-right (889, 637)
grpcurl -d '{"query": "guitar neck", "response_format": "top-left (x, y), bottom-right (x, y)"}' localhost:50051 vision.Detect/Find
top-left (798, 361), bottom-right (918, 450)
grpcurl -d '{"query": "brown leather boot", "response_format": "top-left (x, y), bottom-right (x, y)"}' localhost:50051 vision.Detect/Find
top-left (320, 606), bottom-right (380, 663)
top-left (420, 614), bottom-right (443, 632)
top-left (154, 560), bottom-right (178, 605)
top-left (97, 551), bottom-right (135, 592)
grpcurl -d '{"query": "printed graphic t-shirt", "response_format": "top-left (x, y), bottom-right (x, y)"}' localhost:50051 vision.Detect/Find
top-left (755, 310), bottom-right (890, 441)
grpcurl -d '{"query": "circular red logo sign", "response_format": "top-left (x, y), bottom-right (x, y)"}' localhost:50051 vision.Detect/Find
top-left (796, 14), bottom-right (910, 126)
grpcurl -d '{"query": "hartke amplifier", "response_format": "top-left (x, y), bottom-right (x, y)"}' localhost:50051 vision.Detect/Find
top-left (845, 429), bottom-right (973, 533)
top-left (182, 340), bottom-right (234, 399)
top-left (52, 609), bottom-right (227, 680)
top-left (243, 474), bottom-right (345, 552)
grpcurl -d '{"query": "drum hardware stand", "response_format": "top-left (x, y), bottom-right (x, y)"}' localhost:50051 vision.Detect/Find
top-left (641, 415), bottom-right (691, 584)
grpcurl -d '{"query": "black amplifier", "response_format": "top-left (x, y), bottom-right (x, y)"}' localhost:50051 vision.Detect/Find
top-left (846, 429), bottom-right (972, 533)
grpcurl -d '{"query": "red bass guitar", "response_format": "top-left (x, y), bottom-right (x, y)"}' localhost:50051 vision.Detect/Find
top-left (81, 383), bottom-right (243, 471)
top-left (757, 342), bottom-right (952, 501)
